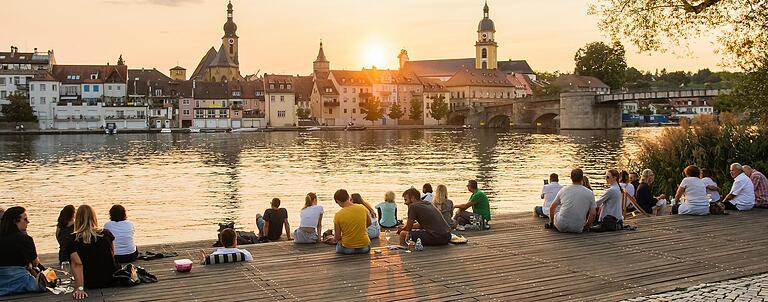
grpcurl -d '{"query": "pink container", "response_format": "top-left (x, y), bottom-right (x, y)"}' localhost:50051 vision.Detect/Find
top-left (174, 259), bottom-right (193, 272)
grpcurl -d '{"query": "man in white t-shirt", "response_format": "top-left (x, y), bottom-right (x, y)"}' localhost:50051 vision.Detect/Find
top-left (535, 173), bottom-right (562, 218)
top-left (207, 228), bottom-right (253, 262)
top-left (723, 163), bottom-right (755, 211)
top-left (546, 169), bottom-right (597, 233)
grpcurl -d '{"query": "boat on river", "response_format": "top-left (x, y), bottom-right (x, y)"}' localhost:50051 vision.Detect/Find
top-left (344, 126), bottom-right (366, 131)
top-left (188, 128), bottom-right (201, 133)
top-left (231, 128), bottom-right (261, 133)
top-left (306, 126), bottom-right (321, 131)
top-left (160, 128), bottom-right (172, 134)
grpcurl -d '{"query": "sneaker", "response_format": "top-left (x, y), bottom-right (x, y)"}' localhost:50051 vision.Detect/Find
top-left (484, 223), bottom-right (491, 230)
top-left (455, 225), bottom-right (466, 231)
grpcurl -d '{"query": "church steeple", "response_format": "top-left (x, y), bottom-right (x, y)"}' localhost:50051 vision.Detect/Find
top-left (221, 1), bottom-right (239, 65)
top-left (476, 1), bottom-right (498, 70)
top-left (313, 40), bottom-right (330, 78)
top-left (223, 1), bottom-right (238, 39)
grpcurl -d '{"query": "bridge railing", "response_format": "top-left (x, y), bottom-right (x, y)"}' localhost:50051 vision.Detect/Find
top-left (596, 88), bottom-right (731, 103)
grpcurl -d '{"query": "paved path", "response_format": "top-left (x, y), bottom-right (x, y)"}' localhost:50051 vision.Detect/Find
top-left (623, 273), bottom-right (768, 302)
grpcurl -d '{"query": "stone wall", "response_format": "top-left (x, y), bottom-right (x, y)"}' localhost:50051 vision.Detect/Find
top-left (560, 92), bottom-right (621, 130)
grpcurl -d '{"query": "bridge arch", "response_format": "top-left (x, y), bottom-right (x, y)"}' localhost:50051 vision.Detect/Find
top-left (448, 114), bottom-right (467, 125)
top-left (533, 113), bottom-right (559, 129)
top-left (487, 114), bottom-right (511, 129)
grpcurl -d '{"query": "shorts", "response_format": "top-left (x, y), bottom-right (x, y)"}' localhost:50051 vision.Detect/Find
top-left (409, 230), bottom-right (451, 246)
top-left (293, 229), bottom-right (319, 244)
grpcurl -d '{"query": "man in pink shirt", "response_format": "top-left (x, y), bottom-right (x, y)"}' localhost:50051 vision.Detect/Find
top-left (743, 165), bottom-right (768, 208)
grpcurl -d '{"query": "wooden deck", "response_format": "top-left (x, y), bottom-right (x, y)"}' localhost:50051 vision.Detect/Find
top-left (3, 210), bottom-right (768, 302)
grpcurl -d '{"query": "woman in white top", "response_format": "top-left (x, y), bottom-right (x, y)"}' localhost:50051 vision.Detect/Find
top-left (103, 205), bottom-right (138, 263)
top-left (351, 193), bottom-right (380, 239)
top-left (700, 168), bottom-right (721, 202)
top-left (596, 169), bottom-right (624, 222)
top-left (619, 171), bottom-right (635, 210)
top-left (294, 193), bottom-right (324, 244)
top-left (675, 165), bottom-right (710, 215)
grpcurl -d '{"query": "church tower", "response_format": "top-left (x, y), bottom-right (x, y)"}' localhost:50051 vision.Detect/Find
top-left (313, 41), bottom-right (330, 78)
top-left (475, 1), bottom-right (498, 70)
top-left (222, 1), bottom-right (239, 66)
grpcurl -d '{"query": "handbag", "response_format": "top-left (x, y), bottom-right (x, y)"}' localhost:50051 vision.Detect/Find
top-left (113, 264), bottom-right (157, 286)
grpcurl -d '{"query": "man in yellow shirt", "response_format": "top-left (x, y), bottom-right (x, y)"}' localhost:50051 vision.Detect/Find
top-left (333, 189), bottom-right (371, 254)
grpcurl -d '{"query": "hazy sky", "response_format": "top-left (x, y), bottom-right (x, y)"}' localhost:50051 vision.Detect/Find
top-left (3, 0), bottom-right (725, 77)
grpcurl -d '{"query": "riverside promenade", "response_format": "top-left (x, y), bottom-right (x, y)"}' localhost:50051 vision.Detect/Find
top-left (2, 210), bottom-right (767, 302)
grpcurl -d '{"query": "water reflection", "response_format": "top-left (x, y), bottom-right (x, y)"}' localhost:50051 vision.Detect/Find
top-left (0, 128), bottom-right (659, 253)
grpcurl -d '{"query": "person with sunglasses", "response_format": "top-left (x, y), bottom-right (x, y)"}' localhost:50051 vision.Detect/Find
top-left (0, 207), bottom-right (46, 296)
top-left (592, 169), bottom-right (623, 231)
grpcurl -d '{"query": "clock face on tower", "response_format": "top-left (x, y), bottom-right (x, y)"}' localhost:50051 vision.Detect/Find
top-left (228, 38), bottom-right (235, 45)
top-left (482, 33), bottom-right (488, 40)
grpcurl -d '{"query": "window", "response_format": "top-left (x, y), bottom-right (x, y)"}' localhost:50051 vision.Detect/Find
top-left (182, 100), bottom-right (189, 105)
top-left (221, 100), bottom-right (226, 107)
top-left (344, 109), bottom-right (347, 113)
top-left (41, 97), bottom-right (46, 104)
top-left (0, 91), bottom-right (5, 98)
top-left (207, 109), bottom-right (216, 118)
top-left (195, 110), bottom-right (204, 118)
top-left (108, 85), bottom-right (112, 91)
top-left (280, 96), bottom-right (284, 102)
top-left (277, 110), bottom-right (286, 117)
top-left (287, 84), bottom-right (292, 89)
top-left (52, 97), bottom-right (57, 103)
top-left (352, 88), bottom-right (356, 93)
top-left (31, 84), bottom-right (35, 91)
top-left (183, 109), bottom-right (190, 115)
top-left (0, 78), bottom-right (5, 85)
top-left (83, 85), bottom-right (90, 92)
top-left (93, 85), bottom-right (99, 92)
top-left (233, 91), bottom-right (241, 97)
top-left (280, 84), bottom-right (284, 89)
top-left (482, 48), bottom-right (487, 59)
top-left (343, 88), bottom-right (347, 93)
top-left (271, 96), bottom-right (276, 102)
top-left (90, 74), bottom-right (98, 80)
top-left (328, 108), bottom-right (333, 114)
top-left (31, 97), bottom-right (35, 105)
top-left (117, 86), bottom-right (121, 91)
top-left (352, 108), bottom-right (356, 114)
top-left (41, 84), bottom-right (46, 91)
top-left (270, 84), bottom-right (275, 89)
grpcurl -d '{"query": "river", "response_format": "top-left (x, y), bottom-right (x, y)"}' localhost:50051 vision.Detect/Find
top-left (0, 128), bottom-right (660, 253)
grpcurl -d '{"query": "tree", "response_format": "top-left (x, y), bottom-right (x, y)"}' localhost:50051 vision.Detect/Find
top-left (574, 41), bottom-right (627, 89)
top-left (534, 70), bottom-right (561, 83)
top-left (717, 55), bottom-right (768, 123)
top-left (408, 97), bottom-right (423, 121)
top-left (388, 101), bottom-right (404, 123)
top-left (637, 108), bottom-right (654, 116)
top-left (360, 95), bottom-right (384, 125)
top-left (1, 94), bottom-right (37, 123)
top-left (117, 54), bottom-right (125, 66)
top-left (428, 95), bottom-right (449, 125)
top-left (589, 0), bottom-right (767, 69)
top-left (661, 71), bottom-right (691, 87)
top-left (296, 107), bottom-right (311, 119)
top-left (532, 83), bottom-right (562, 97)
top-left (625, 67), bottom-right (643, 84)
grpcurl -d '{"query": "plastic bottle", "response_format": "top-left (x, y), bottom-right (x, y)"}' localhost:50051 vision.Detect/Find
top-left (415, 238), bottom-right (424, 251)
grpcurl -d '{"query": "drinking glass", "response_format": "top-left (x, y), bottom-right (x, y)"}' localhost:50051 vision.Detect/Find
top-left (60, 261), bottom-right (70, 275)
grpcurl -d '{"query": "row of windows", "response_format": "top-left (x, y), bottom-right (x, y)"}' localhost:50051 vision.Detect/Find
top-left (30, 97), bottom-right (58, 105)
top-left (30, 83), bottom-right (58, 91)
top-left (450, 91), bottom-right (512, 99)
top-left (269, 84), bottom-right (292, 90)
top-left (270, 96), bottom-right (286, 102)
top-left (0, 76), bottom-right (31, 85)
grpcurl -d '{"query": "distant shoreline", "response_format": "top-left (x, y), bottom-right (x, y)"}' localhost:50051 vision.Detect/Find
top-left (0, 125), bottom-right (468, 136)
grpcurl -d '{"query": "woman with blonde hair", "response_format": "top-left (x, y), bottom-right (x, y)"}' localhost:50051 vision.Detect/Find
top-left (294, 193), bottom-right (324, 244)
top-left (351, 193), bottom-right (380, 239)
top-left (432, 185), bottom-right (455, 228)
top-left (66, 205), bottom-right (120, 300)
top-left (375, 191), bottom-right (399, 228)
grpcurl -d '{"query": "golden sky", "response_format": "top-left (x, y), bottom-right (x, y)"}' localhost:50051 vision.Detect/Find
top-left (3, 0), bottom-right (725, 76)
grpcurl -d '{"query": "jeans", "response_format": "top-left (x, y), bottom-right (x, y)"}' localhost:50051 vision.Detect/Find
top-left (534, 206), bottom-right (548, 218)
top-left (335, 243), bottom-right (370, 255)
top-left (115, 248), bottom-right (139, 263)
top-left (255, 215), bottom-right (265, 237)
top-left (0, 266), bottom-right (44, 296)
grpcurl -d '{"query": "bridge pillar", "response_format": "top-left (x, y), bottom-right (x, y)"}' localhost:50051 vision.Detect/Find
top-left (560, 92), bottom-right (622, 130)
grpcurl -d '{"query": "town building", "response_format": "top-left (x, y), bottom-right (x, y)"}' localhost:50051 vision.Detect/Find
top-left (671, 97), bottom-right (715, 119)
top-left (127, 68), bottom-right (191, 129)
top-left (28, 72), bottom-right (59, 129)
top-left (551, 74), bottom-right (611, 94)
top-left (264, 74), bottom-right (297, 127)
top-left (192, 82), bottom-right (232, 129)
top-left (327, 70), bottom-right (371, 126)
top-left (0, 46), bottom-right (55, 106)
top-left (189, 1), bottom-right (243, 83)
top-left (421, 78), bottom-right (451, 125)
top-left (310, 77), bottom-right (340, 126)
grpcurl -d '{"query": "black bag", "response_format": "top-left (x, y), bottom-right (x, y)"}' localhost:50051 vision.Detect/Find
top-left (590, 215), bottom-right (621, 232)
top-left (113, 264), bottom-right (157, 287)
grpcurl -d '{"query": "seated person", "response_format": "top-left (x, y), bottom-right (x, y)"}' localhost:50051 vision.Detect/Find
top-left (722, 163), bottom-right (755, 211)
top-left (743, 165), bottom-right (768, 208)
top-left (547, 169), bottom-right (597, 233)
top-left (432, 185), bottom-right (455, 228)
top-left (333, 189), bottom-right (371, 254)
top-left (535, 173), bottom-right (562, 218)
top-left (398, 188), bottom-right (452, 246)
top-left (674, 165), bottom-right (710, 215)
top-left (0, 207), bottom-right (46, 297)
top-left (56, 205), bottom-right (76, 264)
top-left (260, 198), bottom-right (292, 241)
top-left (352, 193), bottom-right (380, 239)
top-left (103, 205), bottom-right (139, 263)
top-left (595, 169), bottom-right (624, 225)
top-left (203, 228), bottom-right (253, 262)
top-left (294, 193), bottom-right (323, 244)
top-left (421, 183), bottom-right (434, 202)
top-left (453, 180), bottom-right (492, 228)
top-left (375, 191), bottom-right (399, 228)
top-left (66, 205), bottom-right (121, 300)
top-left (635, 169), bottom-right (667, 215)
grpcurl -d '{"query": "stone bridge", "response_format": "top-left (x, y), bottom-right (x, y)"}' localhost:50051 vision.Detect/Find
top-left (448, 89), bottom-right (729, 130)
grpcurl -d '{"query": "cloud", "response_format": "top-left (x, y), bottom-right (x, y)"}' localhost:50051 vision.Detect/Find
top-left (103, 0), bottom-right (203, 7)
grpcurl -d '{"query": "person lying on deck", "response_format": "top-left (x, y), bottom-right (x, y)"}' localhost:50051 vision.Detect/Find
top-left (398, 188), bottom-right (452, 246)
top-left (203, 228), bottom-right (254, 262)
top-left (546, 168), bottom-right (596, 233)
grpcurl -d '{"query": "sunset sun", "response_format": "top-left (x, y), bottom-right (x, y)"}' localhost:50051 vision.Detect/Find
top-left (361, 39), bottom-right (392, 68)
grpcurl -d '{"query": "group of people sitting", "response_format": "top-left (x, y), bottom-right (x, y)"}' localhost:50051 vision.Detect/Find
top-left (534, 163), bottom-right (768, 233)
top-left (214, 180), bottom-right (491, 257)
top-left (0, 204), bottom-right (137, 299)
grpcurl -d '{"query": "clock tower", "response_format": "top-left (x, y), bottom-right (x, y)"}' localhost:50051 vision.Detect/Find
top-left (475, 1), bottom-right (498, 70)
top-left (222, 1), bottom-right (239, 65)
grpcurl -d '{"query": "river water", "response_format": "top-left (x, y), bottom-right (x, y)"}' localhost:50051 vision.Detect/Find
top-left (0, 128), bottom-right (659, 253)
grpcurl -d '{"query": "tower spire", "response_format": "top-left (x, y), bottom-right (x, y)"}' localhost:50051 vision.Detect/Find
top-left (483, 1), bottom-right (489, 18)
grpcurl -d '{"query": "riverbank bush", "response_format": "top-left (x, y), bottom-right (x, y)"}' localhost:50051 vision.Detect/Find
top-left (627, 113), bottom-right (768, 196)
